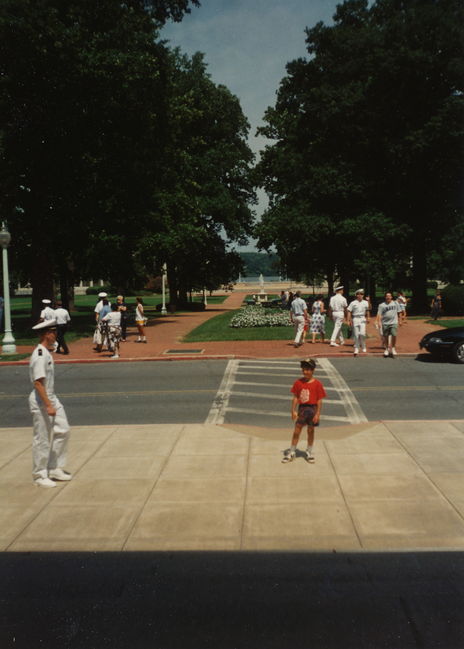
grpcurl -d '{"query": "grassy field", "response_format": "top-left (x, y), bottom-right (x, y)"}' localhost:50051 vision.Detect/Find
top-left (4, 294), bottom-right (227, 347)
top-left (426, 319), bottom-right (464, 329)
top-left (184, 309), bottom-right (349, 342)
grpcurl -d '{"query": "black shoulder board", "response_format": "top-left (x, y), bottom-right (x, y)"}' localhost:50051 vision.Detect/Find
top-left (38, 349), bottom-right (43, 356)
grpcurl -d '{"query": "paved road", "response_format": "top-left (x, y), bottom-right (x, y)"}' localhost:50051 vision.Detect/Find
top-left (1, 356), bottom-right (463, 427)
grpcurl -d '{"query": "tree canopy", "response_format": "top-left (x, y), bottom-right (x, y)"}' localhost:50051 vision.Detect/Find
top-left (255, 0), bottom-right (464, 308)
top-left (0, 0), bottom-right (255, 316)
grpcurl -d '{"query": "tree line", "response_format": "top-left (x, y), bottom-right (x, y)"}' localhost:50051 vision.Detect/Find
top-left (1, 0), bottom-right (462, 318)
top-left (255, 0), bottom-right (464, 312)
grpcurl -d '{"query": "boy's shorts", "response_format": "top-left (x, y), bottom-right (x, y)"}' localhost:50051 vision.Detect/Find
top-left (383, 324), bottom-right (398, 337)
top-left (297, 404), bottom-right (319, 427)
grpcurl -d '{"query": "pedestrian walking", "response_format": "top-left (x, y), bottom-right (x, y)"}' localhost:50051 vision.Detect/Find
top-left (282, 358), bottom-right (327, 464)
top-left (116, 295), bottom-right (128, 341)
top-left (102, 303), bottom-right (122, 359)
top-left (54, 300), bottom-right (71, 354)
top-left (309, 295), bottom-right (326, 343)
top-left (28, 319), bottom-right (72, 488)
top-left (289, 290), bottom-right (308, 347)
top-left (39, 298), bottom-right (55, 322)
top-left (347, 289), bottom-right (370, 356)
top-left (135, 297), bottom-right (147, 343)
top-left (376, 291), bottom-right (402, 357)
top-left (396, 291), bottom-right (408, 323)
top-left (329, 286), bottom-right (347, 346)
top-left (94, 297), bottom-right (111, 352)
top-left (430, 292), bottom-right (443, 320)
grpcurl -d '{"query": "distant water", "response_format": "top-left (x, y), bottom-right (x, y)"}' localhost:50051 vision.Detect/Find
top-left (237, 276), bottom-right (283, 283)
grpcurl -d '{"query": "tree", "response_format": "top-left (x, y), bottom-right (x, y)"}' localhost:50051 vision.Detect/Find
top-left (255, 0), bottom-right (464, 309)
top-left (0, 0), bottom-right (199, 317)
top-left (138, 51), bottom-right (255, 303)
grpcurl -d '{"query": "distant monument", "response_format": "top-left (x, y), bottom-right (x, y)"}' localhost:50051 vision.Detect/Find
top-left (259, 274), bottom-right (265, 294)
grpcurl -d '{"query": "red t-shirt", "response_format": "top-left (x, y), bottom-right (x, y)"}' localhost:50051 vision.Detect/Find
top-left (291, 378), bottom-right (326, 405)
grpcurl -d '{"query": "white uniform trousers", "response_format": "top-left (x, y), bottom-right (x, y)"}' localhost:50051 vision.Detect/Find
top-left (330, 311), bottom-right (345, 343)
top-left (29, 392), bottom-right (70, 480)
top-left (352, 317), bottom-right (366, 351)
top-left (293, 315), bottom-right (305, 344)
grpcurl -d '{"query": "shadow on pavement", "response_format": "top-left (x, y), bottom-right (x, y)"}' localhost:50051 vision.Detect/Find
top-left (1, 551), bottom-right (463, 648)
top-left (415, 353), bottom-right (452, 364)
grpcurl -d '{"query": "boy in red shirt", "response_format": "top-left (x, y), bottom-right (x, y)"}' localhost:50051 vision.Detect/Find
top-left (282, 358), bottom-right (326, 464)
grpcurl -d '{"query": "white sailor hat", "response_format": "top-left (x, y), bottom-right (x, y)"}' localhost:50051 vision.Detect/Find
top-left (355, 288), bottom-right (365, 295)
top-left (334, 285), bottom-right (344, 291)
top-left (41, 299), bottom-right (52, 304)
top-left (98, 292), bottom-right (108, 298)
top-left (32, 319), bottom-right (57, 331)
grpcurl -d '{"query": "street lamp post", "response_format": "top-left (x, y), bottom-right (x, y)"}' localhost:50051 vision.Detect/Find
top-left (0, 222), bottom-right (16, 354)
top-left (161, 263), bottom-right (167, 315)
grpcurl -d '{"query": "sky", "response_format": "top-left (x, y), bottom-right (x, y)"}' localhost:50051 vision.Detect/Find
top-left (161, 0), bottom-right (343, 250)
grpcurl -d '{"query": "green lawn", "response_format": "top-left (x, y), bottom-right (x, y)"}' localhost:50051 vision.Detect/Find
top-left (184, 309), bottom-right (349, 342)
top-left (426, 319), bottom-right (464, 329)
top-left (5, 294), bottom-right (227, 346)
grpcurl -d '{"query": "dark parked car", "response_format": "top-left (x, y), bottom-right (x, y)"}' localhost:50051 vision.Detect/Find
top-left (419, 327), bottom-right (464, 363)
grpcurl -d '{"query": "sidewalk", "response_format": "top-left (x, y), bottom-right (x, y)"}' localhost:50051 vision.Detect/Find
top-left (4, 291), bottom-right (438, 364)
top-left (1, 419), bottom-right (464, 552)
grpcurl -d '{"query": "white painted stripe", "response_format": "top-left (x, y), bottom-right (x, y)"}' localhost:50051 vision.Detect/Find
top-left (317, 358), bottom-right (368, 424)
top-left (234, 380), bottom-right (342, 392)
top-left (229, 391), bottom-right (344, 406)
top-left (204, 359), bottom-right (239, 425)
top-left (224, 407), bottom-right (350, 423)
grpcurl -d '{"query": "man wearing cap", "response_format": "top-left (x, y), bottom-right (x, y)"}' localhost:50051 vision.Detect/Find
top-left (28, 319), bottom-right (72, 487)
top-left (347, 289), bottom-right (370, 356)
top-left (94, 292), bottom-right (111, 319)
top-left (329, 286), bottom-right (347, 347)
top-left (54, 300), bottom-right (71, 354)
top-left (39, 299), bottom-right (55, 322)
top-left (290, 291), bottom-right (308, 348)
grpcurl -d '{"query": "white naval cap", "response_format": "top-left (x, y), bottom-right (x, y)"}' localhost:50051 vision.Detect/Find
top-left (98, 292), bottom-right (108, 298)
top-left (355, 288), bottom-right (365, 294)
top-left (334, 285), bottom-right (344, 291)
top-left (41, 299), bottom-right (52, 304)
top-left (32, 319), bottom-right (57, 331)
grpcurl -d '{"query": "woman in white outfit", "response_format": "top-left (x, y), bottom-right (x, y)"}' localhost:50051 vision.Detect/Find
top-left (135, 297), bottom-right (147, 343)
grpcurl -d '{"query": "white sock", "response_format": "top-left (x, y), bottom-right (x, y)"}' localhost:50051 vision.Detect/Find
top-left (290, 445), bottom-right (297, 453)
top-left (306, 446), bottom-right (313, 453)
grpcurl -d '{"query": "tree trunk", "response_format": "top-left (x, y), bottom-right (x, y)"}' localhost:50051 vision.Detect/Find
top-left (59, 269), bottom-right (75, 312)
top-left (31, 247), bottom-right (55, 322)
top-left (411, 238), bottom-right (428, 315)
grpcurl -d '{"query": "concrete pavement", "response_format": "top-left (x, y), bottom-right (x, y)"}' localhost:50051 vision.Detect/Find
top-left (2, 419), bottom-right (464, 552)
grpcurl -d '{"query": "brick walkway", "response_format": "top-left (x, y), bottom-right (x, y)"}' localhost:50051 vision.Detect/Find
top-left (6, 291), bottom-right (438, 363)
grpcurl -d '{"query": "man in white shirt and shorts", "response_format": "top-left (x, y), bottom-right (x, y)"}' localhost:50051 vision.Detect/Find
top-left (376, 292), bottom-right (402, 357)
top-left (290, 291), bottom-right (308, 347)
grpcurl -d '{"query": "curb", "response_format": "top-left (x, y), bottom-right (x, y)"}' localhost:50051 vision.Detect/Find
top-left (0, 352), bottom-right (421, 366)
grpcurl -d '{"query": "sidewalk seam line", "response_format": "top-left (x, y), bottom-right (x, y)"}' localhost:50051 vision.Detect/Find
top-left (121, 425), bottom-right (185, 551)
top-left (4, 426), bottom-right (117, 551)
top-left (323, 439), bottom-right (364, 550)
top-left (385, 423), bottom-right (464, 523)
top-left (239, 436), bottom-right (252, 551)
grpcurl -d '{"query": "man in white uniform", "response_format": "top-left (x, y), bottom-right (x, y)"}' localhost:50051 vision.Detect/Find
top-left (347, 289), bottom-right (370, 356)
top-left (39, 298), bottom-right (55, 321)
top-left (290, 291), bottom-right (308, 347)
top-left (329, 286), bottom-right (347, 346)
top-left (94, 291), bottom-right (111, 320)
top-left (29, 319), bottom-right (72, 487)
top-left (54, 300), bottom-right (71, 354)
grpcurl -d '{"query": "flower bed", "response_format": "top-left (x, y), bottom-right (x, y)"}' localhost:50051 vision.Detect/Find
top-left (229, 306), bottom-right (292, 328)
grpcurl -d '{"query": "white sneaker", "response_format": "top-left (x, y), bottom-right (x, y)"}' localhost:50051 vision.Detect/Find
top-left (281, 451), bottom-right (295, 463)
top-left (305, 451), bottom-right (315, 464)
top-left (339, 338), bottom-right (344, 345)
top-left (34, 477), bottom-right (57, 488)
top-left (110, 354), bottom-right (119, 359)
top-left (49, 468), bottom-right (72, 481)
top-left (330, 342), bottom-right (339, 347)
top-left (353, 348), bottom-right (359, 356)
top-left (362, 347), bottom-right (367, 353)
top-left (391, 347), bottom-right (397, 357)
top-left (383, 349), bottom-right (389, 357)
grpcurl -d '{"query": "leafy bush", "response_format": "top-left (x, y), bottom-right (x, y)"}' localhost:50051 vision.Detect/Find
top-left (230, 306), bottom-right (291, 328)
top-left (441, 284), bottom-right (464, 316)
top-left (85, 285), bottom-right (113, 296)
